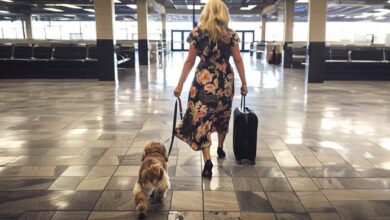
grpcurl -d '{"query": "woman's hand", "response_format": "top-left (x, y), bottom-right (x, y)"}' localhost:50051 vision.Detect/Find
top-left (241, 84), bottom-right (248, 96)
top-left (174, 84), bottom-right (183, 97)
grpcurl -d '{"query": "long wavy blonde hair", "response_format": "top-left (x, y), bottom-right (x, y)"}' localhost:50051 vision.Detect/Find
top-left (198, 0), bottom-right (230, 43)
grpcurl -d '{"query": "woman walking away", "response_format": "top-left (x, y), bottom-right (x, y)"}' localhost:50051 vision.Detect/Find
top-left (173, 0), bottom-right (247, 179)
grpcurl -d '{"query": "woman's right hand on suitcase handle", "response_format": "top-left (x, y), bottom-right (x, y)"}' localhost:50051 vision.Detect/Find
top-left (241, 84), bottom-right (248, 96)
top-left (174, 84), bottom-right (183, 97)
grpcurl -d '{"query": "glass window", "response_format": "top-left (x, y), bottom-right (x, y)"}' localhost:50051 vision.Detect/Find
top-left (0, 20), bottom-right (24, 39)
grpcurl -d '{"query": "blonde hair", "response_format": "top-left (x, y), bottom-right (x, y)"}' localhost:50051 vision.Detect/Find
top-left (198, 0), bottom-right (230, 43)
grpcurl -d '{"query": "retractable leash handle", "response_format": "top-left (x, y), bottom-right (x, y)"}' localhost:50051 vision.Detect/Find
top-left (168, 97), bottom-right (183, 157)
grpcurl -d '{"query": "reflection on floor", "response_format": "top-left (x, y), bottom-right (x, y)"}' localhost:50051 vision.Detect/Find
top-left (0, 52), bottom-right (390, 220)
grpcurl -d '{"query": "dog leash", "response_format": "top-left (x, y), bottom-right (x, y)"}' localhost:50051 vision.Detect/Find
top-left (167, 97), bottom-right (183, 157)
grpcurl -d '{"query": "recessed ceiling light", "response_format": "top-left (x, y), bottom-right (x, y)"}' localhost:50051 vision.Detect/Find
top-left (0, 10), bottom-right (10, 13)
top-left (60, 4), bottom-right (82, 9)
top-left (0, 0), bottom-right (13, 3)
top-left (200, 0), bottom-right (209, 3)
top-left (88, 14), bottom-right (95, 17)
top-left (115, 0), bottom-right (121, 3)
top-left (187, 5), bottom-right (201, 10)
top-left (296, 0), bottom-right (308, 3)
top-left (64, 14), bottom-right (76, 17)
top-left (127, 4), bottom-right (137, 9)
top-left (83, 8), bottom-right (95, 13)
top-left (240, 5), bottom-right (256, 10)
top-left (43, 8), bottom-right (64, 12)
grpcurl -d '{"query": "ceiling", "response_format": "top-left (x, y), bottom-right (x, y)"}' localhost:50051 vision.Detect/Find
top-left (0, 0), bottom-right (389, 22)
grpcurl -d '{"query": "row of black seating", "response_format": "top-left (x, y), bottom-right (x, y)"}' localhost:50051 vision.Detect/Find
top-left (288, 45), bottom-right (390, 80)
top-left (0, 43), bottom-right (135, 79)
top-left (325, 47), bottom-right (390, 80)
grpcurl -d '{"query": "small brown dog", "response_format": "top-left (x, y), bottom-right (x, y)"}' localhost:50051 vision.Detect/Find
top-left (133, 140), bottom-right (170, 218)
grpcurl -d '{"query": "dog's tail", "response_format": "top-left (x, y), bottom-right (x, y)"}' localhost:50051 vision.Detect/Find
top-left (150, 163), bottom-right (161, 176)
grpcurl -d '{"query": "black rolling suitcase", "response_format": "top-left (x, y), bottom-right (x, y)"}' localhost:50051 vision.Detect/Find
top-left (233, 96), bottom-right (258, 165)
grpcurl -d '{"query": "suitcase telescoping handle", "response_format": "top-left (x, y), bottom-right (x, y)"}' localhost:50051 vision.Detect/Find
top-left (240, 95), bottom-right (247, 113)
top-left (168, 97), bottom-right (183, 157)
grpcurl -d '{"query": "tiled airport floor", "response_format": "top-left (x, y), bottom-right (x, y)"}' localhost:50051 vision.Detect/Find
top-left (0, 52), bottom-right (390, 220)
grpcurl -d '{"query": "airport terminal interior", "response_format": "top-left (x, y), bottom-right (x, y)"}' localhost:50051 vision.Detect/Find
top-left (0, 0), bottom-right (390, 219)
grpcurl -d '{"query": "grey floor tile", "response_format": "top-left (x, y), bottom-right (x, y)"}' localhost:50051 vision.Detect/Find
top-left (296, 191), bottom-right (335, 212)
top-left (309, 213), bottom-right (342, 220)
top-left (170, 176), bottom-right (202, 191)
top-left (288, 178), bottom-right (318, 191)
top-left (275, 213), bottom-right (311, 220)
top-left (260, 178), bottom-right (293, 192)
top-left (233, 177), bottom-right (263, 191)
top-left (203, 191), bottom-right (239, 211)
top-left (170, 191), bottom-right (202, 211)
top-left (0, 177), bottom-right (55, 191)
top-left (203, 177), bottom-right (235, 191)
top-left (266, 192), bottom-right (306, 213)
top-left (94, 191), bottom-right (134, 211)
top-left (106, 176), bottom-right (138, 190)
top-left (48, 176), bottom-right (84, 190)
top-left (51, 211), bottom-right (90, 220)
top-left (17, 211), bottom-right (55, 220)
top-left (236, 191), bottom-right (273, 212)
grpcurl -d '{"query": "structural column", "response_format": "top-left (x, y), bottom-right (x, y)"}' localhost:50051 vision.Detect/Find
top-left (137, 0), bottom-right (149, 65)
top-left (24, 14), bottom-right (33, 40)
top-left (305, 0), bottom-right (327, 83)
top-left (94, 0), bottom-right (117, 81)
top-left (261, 15), bottom-right (267, 42)
top-left (282, 0), bottom-right (295, 68)
top-left (161, 14), bottom-right (167, 43)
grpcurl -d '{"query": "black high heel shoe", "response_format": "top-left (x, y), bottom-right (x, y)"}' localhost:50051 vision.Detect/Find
top-left (202, 160), bottom-right (213, 180)
top-left (217, 147), bottom-right (226, 159)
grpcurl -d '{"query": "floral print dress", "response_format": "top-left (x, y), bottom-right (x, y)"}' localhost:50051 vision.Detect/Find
top-left (175, 27), bottom-right (240, 151)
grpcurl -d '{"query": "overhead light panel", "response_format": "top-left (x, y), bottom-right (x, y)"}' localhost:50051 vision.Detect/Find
top-left (296, 0), bottom-right (308, 3)
top-left (88, 14), bottom-right (95, 17)
top-left (83, 8), bottom-right (95, 13)
top-left (187, 5), bottom-right (202, 10)
top-left (0, 0), bottom-right (14, 2)
top-left (127, 4), bottom-right (137, 9)
top-left (43, 8), bottom-right (64, 12)
top-left (115, 0), bottom-right (121, 3)
top-left (375, 16), bottom-right (386, 20)
top-left (0, 10), bottom-right (10, 13)
top-left (240, 5), bottom-right (256, 10)
top-left (200, 0), bottom-right (209, 3)
top-left (60, 4), bottom-right (82, 9)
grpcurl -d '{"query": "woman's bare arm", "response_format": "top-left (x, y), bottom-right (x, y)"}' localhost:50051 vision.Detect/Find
top-left (174, 44), bottom-right (197, 97)
top-left (231, 44), bottom-right (248, 95)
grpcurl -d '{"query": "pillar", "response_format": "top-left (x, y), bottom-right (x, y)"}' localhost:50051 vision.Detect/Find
top-left (305, 0), bottom-right (327, 83)
top-left (137, 0), bottom-right (148, 65)
top-left (261, 15), bottom-right (267, 42)
top-left (161, 14), bottom-right (167, 43)
top-left (25, 14), bottom-right (33, 40)
top-left (282, 0), bottom-right (295, 68)
top-left (94, 0), bottom-right (117, 81)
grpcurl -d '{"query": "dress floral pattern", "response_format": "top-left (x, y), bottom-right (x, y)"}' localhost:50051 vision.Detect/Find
top-left (175, 27), bottom-right (240, 151)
